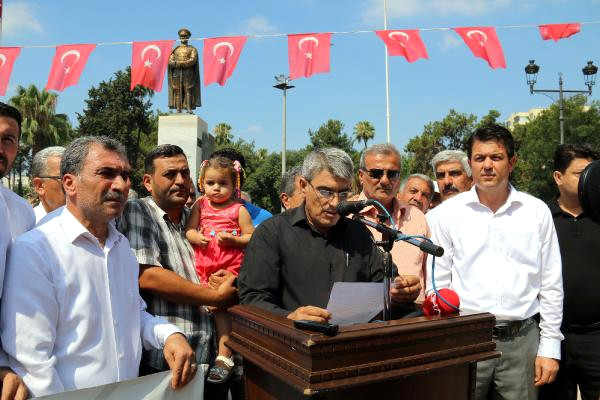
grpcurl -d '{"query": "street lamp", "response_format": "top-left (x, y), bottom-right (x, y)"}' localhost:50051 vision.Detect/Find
top-left (524, 59), bottom-right (597, 144)
top-left (273, 74), bottom-right (294, 176)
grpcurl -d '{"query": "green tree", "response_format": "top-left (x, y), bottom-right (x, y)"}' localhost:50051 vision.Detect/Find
top-left (308, 119), bottom-right (354, 153)
top-left (512, 95), bottom-right (600, 200)
top-left (213, 123), bottom-right (233, 146)
top-left (76, 68), bottom-right (155, 192)
top-left (9, 84), bottom-right (72, 195)
top-left (353, 121), bottom-right (375, 149)
top-left (404, 109), bottom-right (500, 175)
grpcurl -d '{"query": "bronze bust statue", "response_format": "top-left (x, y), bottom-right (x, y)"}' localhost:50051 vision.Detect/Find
top-left (168, 28), bottom-right (201, 113)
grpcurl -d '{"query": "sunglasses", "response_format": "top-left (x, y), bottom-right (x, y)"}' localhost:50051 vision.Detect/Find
top-left (363, 169), bottom-right (401, 181)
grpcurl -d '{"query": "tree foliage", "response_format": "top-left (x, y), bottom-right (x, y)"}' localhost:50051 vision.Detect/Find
top-left (213, 123), bottom-right (233, 146)
top-left (512, 95), bottom-right (600, 200)
top-left (76, 68), bottom-right (155, 192)
top-left (353, 121), bottom-right (375, 149)
top-left (404, 109), bottom-right (500, 175)
top-left (9, 84), bottom-right (72, 195)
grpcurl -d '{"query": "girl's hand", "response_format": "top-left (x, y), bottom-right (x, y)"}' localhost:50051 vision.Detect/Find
top-left (216, 231), bottom-right (236, 246)
top-left (195, 233), bottom-right (211, 248)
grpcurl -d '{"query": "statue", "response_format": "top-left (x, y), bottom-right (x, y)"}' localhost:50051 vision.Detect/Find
top-left (168, 28), bottom-right (201, 113)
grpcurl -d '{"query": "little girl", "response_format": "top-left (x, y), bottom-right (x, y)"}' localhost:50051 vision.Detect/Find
top-left (185, 156), bottom-right (254, 384)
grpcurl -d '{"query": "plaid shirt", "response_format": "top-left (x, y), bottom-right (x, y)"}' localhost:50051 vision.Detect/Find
top-left (118, 197), bottom-right (215, 370)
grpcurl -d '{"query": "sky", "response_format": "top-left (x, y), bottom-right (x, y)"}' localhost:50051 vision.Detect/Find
top-left (1, 0), bottom-right (599, 153)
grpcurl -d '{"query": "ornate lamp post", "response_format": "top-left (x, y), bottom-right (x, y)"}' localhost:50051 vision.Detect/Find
top-left (525, 60), bottom-right (597, 144)
top-left (274, 75), bottom-right (294, 175)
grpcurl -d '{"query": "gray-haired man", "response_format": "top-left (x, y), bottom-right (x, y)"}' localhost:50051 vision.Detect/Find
top-left (31, 146), bottom-right (66, 223)
top-left (431, 149), bottom-right (472, 202)
top-left (239, 148), bottom-right (418, 322)
top-left (399, 173), bottom-right (435, 214)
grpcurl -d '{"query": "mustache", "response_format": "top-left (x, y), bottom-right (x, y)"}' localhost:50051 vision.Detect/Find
top-left (103, 191), bottom-right (125, 202)
top-left (442, 185), bottom-right (459, 194)
top-left (0, 154), bottom-right (7, 165)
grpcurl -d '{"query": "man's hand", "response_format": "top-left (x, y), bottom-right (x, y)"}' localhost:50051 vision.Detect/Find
top-left (163, 333), bottom-right (197, 390)
top-left (0, 367), bottom-right (28, 400)
top-left (287, 306), bottom-right (331, 323)
top-left (214, 274), bottom-right (238, 308)
top-left (390, 275), bottom-right (421, 303)
top-left (208, 269), bottom-right (234, 290)
top-left (534, 356), bottom-right (559, 387)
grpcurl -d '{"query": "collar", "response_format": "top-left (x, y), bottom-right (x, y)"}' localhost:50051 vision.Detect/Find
top-left (59, 206), bottom-right (122, 249)
top-left (464, 184), bottom-right (523, 213)
top-left (145, 196), bottom-right (189, 228)
top-left (549, 197), bottom-right (585, 218)
top-left (357, 191), bottom-right (407, 221)
top-left (290, 202), bottom-right (346, 237)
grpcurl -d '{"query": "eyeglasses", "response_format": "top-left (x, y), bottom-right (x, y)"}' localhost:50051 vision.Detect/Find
top-left (37, 175), bottom-right (61, 181)
top-left (307, 181), bottom-right (352, 202)
top-left (363, 169), bottom-right (401, 181)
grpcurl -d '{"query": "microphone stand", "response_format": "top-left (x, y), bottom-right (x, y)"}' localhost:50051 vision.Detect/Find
top-left (351, 214), bottom-right (444, 321)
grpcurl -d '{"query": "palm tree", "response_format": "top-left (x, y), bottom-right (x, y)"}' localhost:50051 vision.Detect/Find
top-left (8, 85), bottom-right (72, 194)
top-left (213, 122), bottom-right (233, 146)
top-left (9, 85), bottom-right (72, 155)
top-left (353, 121), bottom-right (375, 149)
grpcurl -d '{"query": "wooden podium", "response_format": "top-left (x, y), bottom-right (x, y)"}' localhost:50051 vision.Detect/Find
top-left (228, 305), bottom-right (499, 399)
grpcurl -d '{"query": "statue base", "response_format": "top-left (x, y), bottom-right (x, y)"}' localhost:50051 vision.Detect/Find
top-left (157, 114), bottom-right (214, 189)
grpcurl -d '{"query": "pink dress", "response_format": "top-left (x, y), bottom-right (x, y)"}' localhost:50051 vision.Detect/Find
top-left (194, 197), bottom-right (245, 285)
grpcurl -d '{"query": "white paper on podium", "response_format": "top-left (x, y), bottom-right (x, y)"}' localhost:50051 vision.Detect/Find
top-left (34, 369), bottom-right (205, 400)
top-left (326, 282), bottom-right (383, 326)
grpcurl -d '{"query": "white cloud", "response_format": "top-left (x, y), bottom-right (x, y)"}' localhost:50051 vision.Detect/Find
top-left (245, 124), bottom-right (263, 134)
top-left (2, 2), bottom-right (44, 39)
top-left (441, 32), bottom-right (462, 51)
top-left (238, 15), bottom-right (277, 36)
top-left (362, 0), bottom-right (512, 23)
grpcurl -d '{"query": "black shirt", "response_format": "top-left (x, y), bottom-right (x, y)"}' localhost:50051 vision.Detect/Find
top-left (549, 199), bottom-right (600, 327)
top-left (238, 205), bottom-right (387, 316)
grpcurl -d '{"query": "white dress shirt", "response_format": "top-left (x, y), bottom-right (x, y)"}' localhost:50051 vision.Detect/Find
top-left (426, 185), bottom-right (564, 359)
top-left (0, 184), bottom-right (35, 297)
top-left (0, 207), bottom-right (182, 397)
top-left (33, 203), bottom-right (48, 223)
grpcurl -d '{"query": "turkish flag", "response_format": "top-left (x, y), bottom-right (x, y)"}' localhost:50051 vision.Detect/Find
top-left (539, 23), bottom-right (581, 42)
top-left (204, 36), bottom-right (247, 86)
top-left (45, 44), bottom-right (95, 92)
top-left (288, 33), bottom-right (331, 79)
top-left (0, 47), bottom-right (20, 96)
top-left (375, 29), bottom-right (428, 63)
top-left (453, 27), bottom-right (506, 69)
top-left (130, 40), bottom-right (174, 91)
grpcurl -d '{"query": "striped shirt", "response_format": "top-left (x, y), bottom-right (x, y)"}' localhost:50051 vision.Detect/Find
top-left (118, 197), bottom-right (215, 370)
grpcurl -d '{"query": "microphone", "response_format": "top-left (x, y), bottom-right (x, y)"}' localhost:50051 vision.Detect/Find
top-left (336, 199), bottom-right (376, 216)
top-left (422, 288), bottom-right (460, 316)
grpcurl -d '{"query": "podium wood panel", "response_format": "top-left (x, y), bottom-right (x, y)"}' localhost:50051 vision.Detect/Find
top-left (228, 305), bottom-right (498, 399)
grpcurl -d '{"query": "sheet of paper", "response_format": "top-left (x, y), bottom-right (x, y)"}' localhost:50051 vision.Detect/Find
top-left (326, 282), bottom-right (384, 326)
top-left (35, 369), bottom-right (205, 400)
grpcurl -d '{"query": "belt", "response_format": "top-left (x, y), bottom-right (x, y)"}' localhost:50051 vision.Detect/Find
top-left (565, 321), bottom-right (600, 334)
top-left (493, 315), bottom-right (538, 339)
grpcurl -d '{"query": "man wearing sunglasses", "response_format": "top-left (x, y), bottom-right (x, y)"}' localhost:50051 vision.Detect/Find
top-left (31, 146), bottom-right (66, 223)
top-left (239, 148), bottom-right (417, 322)
top-left (355, 144), bottom-right (427, 305)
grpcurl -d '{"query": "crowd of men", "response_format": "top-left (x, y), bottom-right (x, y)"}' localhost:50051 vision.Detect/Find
top-left (0, 99), bottom-right (598, 400)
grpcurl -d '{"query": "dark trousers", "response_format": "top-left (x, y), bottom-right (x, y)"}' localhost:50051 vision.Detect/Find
top-left (539, 329), bottom-right (600, 400)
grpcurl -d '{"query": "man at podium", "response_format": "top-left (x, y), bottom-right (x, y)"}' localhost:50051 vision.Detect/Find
top-left (238, 148), bottom-right (420, 322)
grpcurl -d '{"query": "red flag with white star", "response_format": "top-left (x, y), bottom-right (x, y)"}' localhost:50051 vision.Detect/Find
top-left (453, 27), bottom-right (506, 69)
top-left (288, 33), bottom-right (331, 79)
top-left (538, 23), bottom-right (581, 42)
top-left (204, 36), bottom-right (247, 86)
top-left (375, 29), bottom-right (428, 63)
top-left (0, 47), bottom-right (20, 96)
top-left (130, 40), bottom-right (174, 91)
top-left (45, 44), bottom-right (95, 92)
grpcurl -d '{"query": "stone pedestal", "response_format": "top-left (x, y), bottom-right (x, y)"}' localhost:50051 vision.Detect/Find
top-left (157, 114), bottom-right (214, 189)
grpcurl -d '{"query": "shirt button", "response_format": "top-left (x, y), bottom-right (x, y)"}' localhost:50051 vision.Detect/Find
top-left (113, 320), bottom-right (118, 326)
top-left (118, 353), bottom-right (124, 359)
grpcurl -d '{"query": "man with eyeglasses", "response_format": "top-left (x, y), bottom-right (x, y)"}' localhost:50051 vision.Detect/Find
top-left (355, 144), bottom-right (427, 305)
top-left (239, 148), bottom-right (418, 322)
top-left (31, 146), bottom-right (66, 223)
